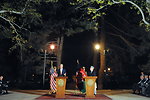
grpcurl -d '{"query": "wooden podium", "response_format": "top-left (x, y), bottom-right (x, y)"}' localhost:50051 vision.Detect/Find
top-left (84, 76), bottom-right (97, 98)
top-left (55, 77), bottom-right (68, 98)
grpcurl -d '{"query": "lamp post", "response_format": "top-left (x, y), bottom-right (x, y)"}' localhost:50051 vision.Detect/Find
top-left (49, 43), bottom-right (57, 66)
top-left (108, 67), bottom-right (111, 71)
top-left (95, 43), bottom-right (111, 89)
top-left (95, 44), bottom-right (101, 50)
top-left (43, 49), bottom-right (47, 87)
top-left (41, 43), bottom-right (56, 88)
top-left (49, 43), bottom-right (56, 69)
top-left (50, 44), bottom-right (55, 51)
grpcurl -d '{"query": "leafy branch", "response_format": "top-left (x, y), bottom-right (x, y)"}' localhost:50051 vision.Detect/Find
top-left (112, 0), bottom-right (150, 25)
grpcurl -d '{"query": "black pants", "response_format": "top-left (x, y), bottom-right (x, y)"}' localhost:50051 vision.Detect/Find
top-left (145, 85), bottom-right (150, 96)
top-left (132, 83), bottom-right (141, 94)
top-left (0, 85), bottom-right (3, 94)
top-left (0, 84), bottom-right (8, 94)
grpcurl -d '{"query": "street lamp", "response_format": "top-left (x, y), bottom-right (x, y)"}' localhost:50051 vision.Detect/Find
top-left (40, 43), bottom-right (57, 88)
top-left (94, 43), bottom-right (106, 89)
top-left (50, 44), bottom-right (55, 50)
top-left (104, 70), bottom-right (106, 72)
top-left (94, 44), bottom-right (105, 55)
top-left (94, 44), bottom-right (109, 55)
top-left (95, 44), bottom-right (101, 50)
top-left (108, 67), bottom-right (111, 71)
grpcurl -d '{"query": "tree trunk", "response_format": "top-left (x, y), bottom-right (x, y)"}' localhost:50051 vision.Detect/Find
top-left (57, 36), bottom-right (64, 66)
top-left (93, 32), bottom-right (98, 71)
top-left (93, 50), bottom-right (98, 70)
top-left (19, 46), bottom-right (25, 82)
top-left (98, 17), bottom-right (106, 89)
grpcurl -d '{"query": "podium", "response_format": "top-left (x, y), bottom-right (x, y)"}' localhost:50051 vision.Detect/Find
top-left (84, 76), bottom-right (97, 98)
top-left (55, 77), bottom-right (68, 98)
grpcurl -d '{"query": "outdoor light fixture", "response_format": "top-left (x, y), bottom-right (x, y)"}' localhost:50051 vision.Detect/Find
top-left (50, 44), bottom-right (55, 50)
top-left (108, 68), bottom-right (111, 71)
top-left (95, 44), bottom-right (100, 50)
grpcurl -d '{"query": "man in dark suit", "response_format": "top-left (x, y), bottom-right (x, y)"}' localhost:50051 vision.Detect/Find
top-left (0, 76), bottom-right (8, 94)
top-left (87, 66), bottom-right (97, 95)
top-left (88, 66), bottom-right (96, 76)
top-left (0, 76), bottom-right (2, 94)
top-left (145, 75), bottom-right (150, 96)
top-left (142, 75), bottom-right (149, 95)
top-left (132, 75), bottom-right (145, 94)
top-left (57, 64), bottom-right (66, 76)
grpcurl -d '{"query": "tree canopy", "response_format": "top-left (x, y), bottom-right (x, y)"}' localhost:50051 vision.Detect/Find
top-left (0, 0), bottom-right (150, 83)
top-left (71, 0), bottom-right (150, 31)
top-left (1, 0), bottom-right (149, 49)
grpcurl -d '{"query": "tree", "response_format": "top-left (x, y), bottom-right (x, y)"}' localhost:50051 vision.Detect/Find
top-left (71, 0), bottom-right (150, 26)
top-left (71, 0), bottom-right (150, 89)
top-left (1, 0), bottom-right (150, 88)
top-left (0, 0), bottom-right (97, 82)
top-left (0, 0), bottom-right (59, 82)
top-left (39, 0), bottom-right (97, 66)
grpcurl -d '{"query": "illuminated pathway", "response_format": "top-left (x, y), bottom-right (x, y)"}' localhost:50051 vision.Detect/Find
top-left (0, 90), bottom-right (149, 100)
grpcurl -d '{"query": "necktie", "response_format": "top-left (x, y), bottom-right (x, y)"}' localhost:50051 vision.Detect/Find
top-left (60, 69), bottom-right (62, 75)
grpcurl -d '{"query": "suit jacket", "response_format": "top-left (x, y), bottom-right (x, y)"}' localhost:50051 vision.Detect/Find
top-left (87, 70), bottom-right (96, 76)
top-left (147, 79), bottom-right (150, 84)
top-left (138, 79), bottom-right (145, 87)
top-left (57, 68), bottom-right (66, 76)
top-left (0, 80), bottom-right (2, 86)
top-left (144, 78), bottom-right (149, 84)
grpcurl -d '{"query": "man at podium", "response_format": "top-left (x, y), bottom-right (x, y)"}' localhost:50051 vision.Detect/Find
top-left (57, 64), bottom-right (66, 76)
top-left (55, 64), bottom-right (67, 98)
top-left (87, 66), bottom-right (97, 95)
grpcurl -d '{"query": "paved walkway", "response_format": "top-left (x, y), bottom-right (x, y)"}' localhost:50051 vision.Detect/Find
top-left (0, 91), bottom-right (39, 100)
top-left (106, 93), bottom-right (150, 100)
top-left (0, 90), bottom-right (149, 100)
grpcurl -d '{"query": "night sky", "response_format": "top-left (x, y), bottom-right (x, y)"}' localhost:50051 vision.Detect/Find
top-left (62, 31), bottom-right (96, 77)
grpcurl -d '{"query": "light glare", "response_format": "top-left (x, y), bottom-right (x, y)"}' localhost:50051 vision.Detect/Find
top-left (95, 44), bottom-right (100, 50)
top-left (50, 44), bottom-right (55, 50)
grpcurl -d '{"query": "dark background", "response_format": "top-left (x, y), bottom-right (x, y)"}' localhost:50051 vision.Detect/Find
top-left (0, 2), bottom-right (149, 90)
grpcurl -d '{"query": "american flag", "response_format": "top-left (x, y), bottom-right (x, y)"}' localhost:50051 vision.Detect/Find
top-left (50, 72), bottom-right (58, 91)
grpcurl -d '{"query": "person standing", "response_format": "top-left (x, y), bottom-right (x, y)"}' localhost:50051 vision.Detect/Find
top-left (49, 65), bottom-right (54, 76)
top-left (87, 66), bottom-right (96, 76)
top-left (50, 67), bottom-right (58, 94)
top-left (57, 64), bottom-right (66, 76)
top-left (82, 66), bottom-right (87, 75)
top-left (87, 66), bottom-right (97, 95)
top-left (76, 68), bottom-right (87, 93)
top-left (76, 59), bottom-right (81, 71)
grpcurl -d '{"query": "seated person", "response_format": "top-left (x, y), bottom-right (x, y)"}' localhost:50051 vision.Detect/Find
top-left (142, 74), bottom-right (149, 95)
top-left (144, 75), bottom-right (150, 96)
top-left (0, 76), bottom-right (8, 94)
top-left (132, 75), bottom-right (145, 94)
